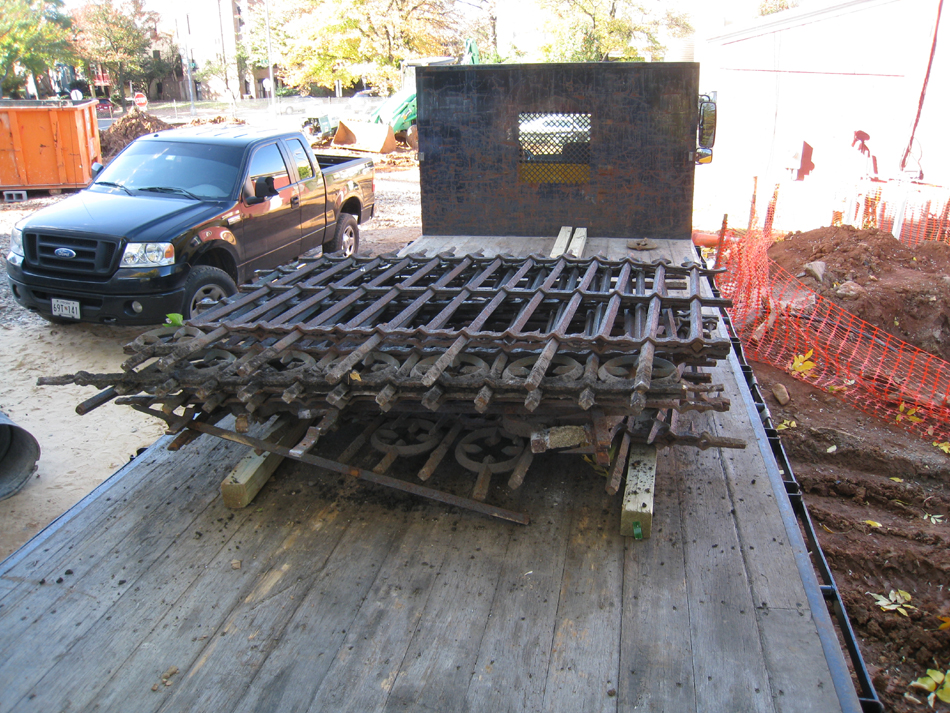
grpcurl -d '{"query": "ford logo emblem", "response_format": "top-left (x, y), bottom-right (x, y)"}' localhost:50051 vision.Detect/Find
top-left (54, 248), bottom-right (77, 259)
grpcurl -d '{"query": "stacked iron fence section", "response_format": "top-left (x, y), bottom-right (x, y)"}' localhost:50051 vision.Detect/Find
top-left (47, 252), bottom-right (742, 511)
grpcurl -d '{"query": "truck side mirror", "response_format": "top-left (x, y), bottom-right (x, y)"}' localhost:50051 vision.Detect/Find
top-left (695, 148), bottom-right (713, 165)
top-left (90, 162), bottom-right (103, 179)
top-left (246, 175), bottom-right (277, 205)
top-left (698, 98), bottom-right (717, 149)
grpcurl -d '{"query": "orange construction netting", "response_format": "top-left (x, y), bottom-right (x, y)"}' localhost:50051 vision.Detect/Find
top-left (715, 182), bottom-right (950, 448)
top-left (847, 178), bottom-right (950, 247)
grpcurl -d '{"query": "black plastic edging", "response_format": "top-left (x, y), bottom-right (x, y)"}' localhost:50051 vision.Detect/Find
top-left (703, 257), bottom-right (883, 713)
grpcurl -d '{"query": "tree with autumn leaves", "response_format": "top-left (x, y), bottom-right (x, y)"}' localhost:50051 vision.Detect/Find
top-left (0, 0), bottom-right (74, 98)
top-left (71, 0), bottom-right (161, 106)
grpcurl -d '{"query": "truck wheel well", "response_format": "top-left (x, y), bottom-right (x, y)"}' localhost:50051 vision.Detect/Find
top-left (340, 197), bottom-right (362, 222)
top-left (194, 248), bottom-right (238, 283)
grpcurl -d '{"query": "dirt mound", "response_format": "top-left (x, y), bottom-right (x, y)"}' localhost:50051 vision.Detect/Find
top-left (100, 108), bottom-right (173, 160)
top-left (768, 226), bottom-right (950, 361)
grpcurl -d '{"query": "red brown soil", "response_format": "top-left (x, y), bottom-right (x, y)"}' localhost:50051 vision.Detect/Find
top-left (769, 225), bottom-right (950, 361)
top-left (757, 226), bottom-right (950, 712)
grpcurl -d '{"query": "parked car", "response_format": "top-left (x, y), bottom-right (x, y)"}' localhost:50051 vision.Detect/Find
top-left (96, 98), bottom-right (114, 115)
top-left (5, 125), bottom-right (375, 325)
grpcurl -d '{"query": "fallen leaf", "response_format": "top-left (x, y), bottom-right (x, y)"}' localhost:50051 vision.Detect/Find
top-left (927, 670), bottom-right (945, 685)
top-left (827, 445), bottom-right (837, 453)
top-left (790, 350), bottom-right (817, 376)
top-left (890, 477), bottom-right (904, 483)
top-left (937, 616), bottom-right (950, 631)
top-left (934, 441), bottom-right (950, 455)
top-left (864, 520), bottom-right (882, 528)
top-left (350, 371), bottom-right (362, 382)
top-left (912, 676), bottom-right (937, 692)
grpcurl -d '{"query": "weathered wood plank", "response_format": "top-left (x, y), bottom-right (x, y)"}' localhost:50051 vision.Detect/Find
top-left (566, 227), bottom-right (588, 258)
top-left (304, 510), bottom-right (459, 712)
top-left (463, 462), bottom-right (579, 713)
top-left (381, 516), bottom-right (513, 712)
top-left (0, 435), bottom-right (252, 692)
top-left (669, 423), bottom-right (774, 712)
top-left (542, 483), bottom-right (624, 713)
top-left (550, 226), bottom-right (573, 257)
top-left (230, 501), bottom-right (413, 713)
top-left (619, 451), bottom-right (696, 711)
top-left (8, 496), bottom-right (259, 711)
top-left (82, 468), bottom-right (345, 713)
top-left (400, 236), bottom-right (557, 258)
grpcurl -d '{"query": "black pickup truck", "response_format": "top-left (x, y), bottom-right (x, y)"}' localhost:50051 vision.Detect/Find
top-left (4, 125), bottom-right (375, 325)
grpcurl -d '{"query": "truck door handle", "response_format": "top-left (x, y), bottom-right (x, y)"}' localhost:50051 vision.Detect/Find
top-left (291, 196), bottom-right (300, 208)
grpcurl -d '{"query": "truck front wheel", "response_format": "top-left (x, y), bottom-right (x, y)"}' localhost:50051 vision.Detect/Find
top-left (327, 214), bottom-right (359, 257)
top-left (182, 266), bottom-right (237, 319)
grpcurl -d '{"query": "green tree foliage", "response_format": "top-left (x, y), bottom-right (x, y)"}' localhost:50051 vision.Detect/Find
top-left (71, 0), bottom-right (159, 105)
top-left (244, 0), bottom-right (461, 95)
top-left (539, 0), bottom-right (692, 62)
top-left (0, 0), bottom-right (75, 98)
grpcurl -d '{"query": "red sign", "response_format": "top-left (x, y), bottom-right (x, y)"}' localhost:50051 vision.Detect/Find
top-left (133, 92), bottom-right (148, 109)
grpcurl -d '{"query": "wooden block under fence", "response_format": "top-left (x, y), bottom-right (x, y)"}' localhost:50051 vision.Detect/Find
top-left (221, 417), bottom-right (313, 509)
top-left (620, 443), bottom-right (657, 539)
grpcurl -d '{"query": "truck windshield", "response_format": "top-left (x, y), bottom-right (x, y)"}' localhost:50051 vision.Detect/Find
top-left (94, 140), bottom-right (244, 200)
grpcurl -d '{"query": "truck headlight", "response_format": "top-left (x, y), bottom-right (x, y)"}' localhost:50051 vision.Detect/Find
top-left (121, 242), bottom-right (175, 267)
top-left (9, 224), bottom-right (24, 257)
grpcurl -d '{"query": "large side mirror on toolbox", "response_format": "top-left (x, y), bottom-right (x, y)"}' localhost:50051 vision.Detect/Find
top-left (698, 95), bottom-right (717, 149)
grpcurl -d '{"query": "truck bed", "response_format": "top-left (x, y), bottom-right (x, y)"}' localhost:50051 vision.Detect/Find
top-left (0, 237), bottom-right (860, 712)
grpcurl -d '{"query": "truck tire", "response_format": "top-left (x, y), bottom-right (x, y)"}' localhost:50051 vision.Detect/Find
top-left (327, 214), bottom-right (359, 257)
top-left (182, 266), bottom-right (237, 319)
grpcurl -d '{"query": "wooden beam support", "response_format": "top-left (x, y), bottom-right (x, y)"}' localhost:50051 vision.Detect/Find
top-left (221, 417), bottom-right (313, 509)
top-left (620, 443), bottom-right (657, 539)
top-left (567, 227), bottom-right (588, 258)
top-left (550, 226), bottom-right (573, 257)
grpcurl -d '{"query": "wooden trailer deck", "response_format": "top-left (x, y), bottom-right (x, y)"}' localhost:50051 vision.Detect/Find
top-left (0, 237), bottom-right (861, 712)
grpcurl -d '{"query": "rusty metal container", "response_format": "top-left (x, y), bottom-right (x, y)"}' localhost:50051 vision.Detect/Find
top-left (0, 99), bottom-right (101, 191)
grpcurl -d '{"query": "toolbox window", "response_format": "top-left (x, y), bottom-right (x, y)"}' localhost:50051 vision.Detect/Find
top-left (286, 139), bottom-right (315, 181)
top-left (518, 112), bottom-right (591, 184)
top-left (247, 143), bottom-right (292, 192)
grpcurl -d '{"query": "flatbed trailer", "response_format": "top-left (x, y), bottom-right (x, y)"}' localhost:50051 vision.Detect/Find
top-left (0, 236), bottom-right (867, 712)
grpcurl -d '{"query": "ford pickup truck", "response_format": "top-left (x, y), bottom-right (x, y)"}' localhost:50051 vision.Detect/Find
top-left (4, 125), bottom-right (375, 325)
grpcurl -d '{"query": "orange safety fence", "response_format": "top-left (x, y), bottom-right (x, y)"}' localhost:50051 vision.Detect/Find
top-left (846, 178), bottom-right (950, 247)
top-left (716, 183), bottom-right (950, 448)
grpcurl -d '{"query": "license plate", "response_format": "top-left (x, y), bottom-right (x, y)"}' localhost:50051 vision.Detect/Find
top-left (51, 298), bottom-right (81, 320)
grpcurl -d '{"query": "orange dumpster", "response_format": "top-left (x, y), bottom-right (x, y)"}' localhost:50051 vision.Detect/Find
top-left (0, 99), bottom-right (101, 192)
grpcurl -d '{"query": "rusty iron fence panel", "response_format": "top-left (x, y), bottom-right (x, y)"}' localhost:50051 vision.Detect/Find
top-left (44, 252), bottom-right (742, 519)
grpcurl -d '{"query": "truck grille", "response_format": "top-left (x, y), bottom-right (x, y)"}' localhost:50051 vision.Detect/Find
top-left (25, 231), bottom-right (119, 277)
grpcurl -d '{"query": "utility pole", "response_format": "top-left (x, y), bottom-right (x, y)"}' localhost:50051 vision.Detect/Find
top-left (264, 0), bottom-right (275, 110)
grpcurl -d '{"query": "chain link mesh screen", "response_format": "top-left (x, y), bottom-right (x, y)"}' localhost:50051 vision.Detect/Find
top-left (518, 112), bottom-right (591, 184)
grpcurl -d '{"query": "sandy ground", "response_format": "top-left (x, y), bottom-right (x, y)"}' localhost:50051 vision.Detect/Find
top-left (0, 167), bottom-right (422, 560)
